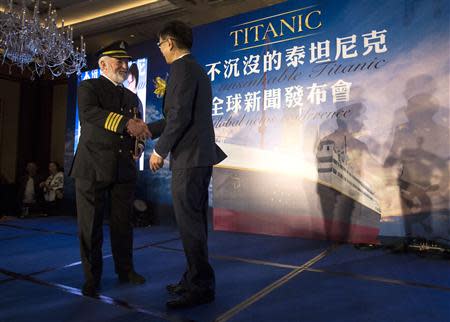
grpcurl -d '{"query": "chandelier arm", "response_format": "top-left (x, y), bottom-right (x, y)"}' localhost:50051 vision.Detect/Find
top-left (0, 1), bottom-right (86, 79)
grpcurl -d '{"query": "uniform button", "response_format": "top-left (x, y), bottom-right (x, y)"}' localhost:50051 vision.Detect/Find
top-left (120, 135), bottom-right (123, 139)
top-left (119, 149), bottom-right (122, 153)
top-left (129, 109), bottom-right (132, 113)
top-left (120, 108), bottom-right (124, 111)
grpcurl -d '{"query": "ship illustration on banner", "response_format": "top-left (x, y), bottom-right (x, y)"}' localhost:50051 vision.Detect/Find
top-left (213, 138), bottom-right (381, 244)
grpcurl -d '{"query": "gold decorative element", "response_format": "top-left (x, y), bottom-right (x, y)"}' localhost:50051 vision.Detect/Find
top-left (153, 76), bottom-right (167, 98)
top-left (105, 112), bottom-right (123, 132)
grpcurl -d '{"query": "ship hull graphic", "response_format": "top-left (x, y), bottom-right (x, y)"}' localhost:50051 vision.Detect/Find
top-left (213, 143), bottom-right (381, 244)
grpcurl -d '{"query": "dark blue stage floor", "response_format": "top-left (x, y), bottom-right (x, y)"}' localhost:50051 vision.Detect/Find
top-left (0, 216), bottom-right (449, 322)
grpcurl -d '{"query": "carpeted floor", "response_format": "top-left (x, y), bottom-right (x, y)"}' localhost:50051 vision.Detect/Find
top-left (0, 216), bottom-right (449, 322)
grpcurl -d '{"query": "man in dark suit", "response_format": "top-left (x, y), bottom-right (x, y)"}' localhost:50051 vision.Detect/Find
top-left (147, 21), bottom-right (227, 309)
top-left (70, 41), bottom-right (150, 297)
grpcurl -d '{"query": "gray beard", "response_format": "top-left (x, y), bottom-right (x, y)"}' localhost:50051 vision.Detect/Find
top-left (114, 73), bottom-right (127, 84)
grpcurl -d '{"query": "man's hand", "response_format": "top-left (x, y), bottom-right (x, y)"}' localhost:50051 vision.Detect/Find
top-left (127, 119), bottom-right (151, 139)
top-left (149, 152), bottom-right (164, 172)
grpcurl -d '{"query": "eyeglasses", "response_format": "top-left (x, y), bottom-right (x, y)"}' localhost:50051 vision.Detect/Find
top-left (157, 39), bottom-right (170, 48)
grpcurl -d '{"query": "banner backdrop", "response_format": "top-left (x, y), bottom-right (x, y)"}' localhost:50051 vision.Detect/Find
top-left (189, 0), bottom-right (450, 243)
top-left (65, 0), bottom-right (449, 244)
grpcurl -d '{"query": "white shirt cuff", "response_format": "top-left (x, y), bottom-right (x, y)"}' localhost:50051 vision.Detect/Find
top-left (153, 149), bottom-right (162, 158)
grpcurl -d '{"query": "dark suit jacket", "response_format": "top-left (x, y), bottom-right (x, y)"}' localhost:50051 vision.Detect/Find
top-left (148, 54), bottom-right (226, 169)
top-left (70, 76), bottom-right (141, 182)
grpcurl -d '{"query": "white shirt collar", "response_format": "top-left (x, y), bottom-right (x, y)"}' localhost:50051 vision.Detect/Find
top-left (102, 73), bottom-right (121, 86)
top-left (174, 52), bottom-right (190, 62)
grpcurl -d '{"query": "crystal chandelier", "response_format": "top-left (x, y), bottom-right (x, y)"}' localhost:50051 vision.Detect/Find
top-left (0, 0), bottom-right (86, 79)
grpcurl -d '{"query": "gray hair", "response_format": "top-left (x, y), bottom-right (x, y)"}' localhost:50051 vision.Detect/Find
top-left (98, 56), bottom-right (111, 71)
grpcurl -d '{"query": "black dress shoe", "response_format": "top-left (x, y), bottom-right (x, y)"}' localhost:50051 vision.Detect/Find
top-left (82, 281), bottom-right (100, 297)
top-left (166, 291), bottom-right (214, 309)
top-left (118, 270), bottom-right (146, 284)
top-left (166, 282), bottom-right (187, 295)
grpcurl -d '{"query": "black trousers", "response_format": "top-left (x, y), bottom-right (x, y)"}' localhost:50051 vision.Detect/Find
top-left (171, 166), bottom-right (215, 294)
top-left (75, 178), bottom-right (135, 284)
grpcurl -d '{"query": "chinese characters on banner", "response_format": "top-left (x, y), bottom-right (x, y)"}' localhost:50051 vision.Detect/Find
top-left (205, 29), bottom-right (388, 117)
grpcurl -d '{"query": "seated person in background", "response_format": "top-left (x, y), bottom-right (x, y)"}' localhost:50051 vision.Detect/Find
top-left (17, 162), bottom-right (43, 216)
top-left (39, 161), bottom-right (64, 215)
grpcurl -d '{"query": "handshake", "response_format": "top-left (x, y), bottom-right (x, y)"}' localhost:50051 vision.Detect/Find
top-left (126, 118), bottom-right (151, 140)
top-left (125, 118), bottom-right (164, 172)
